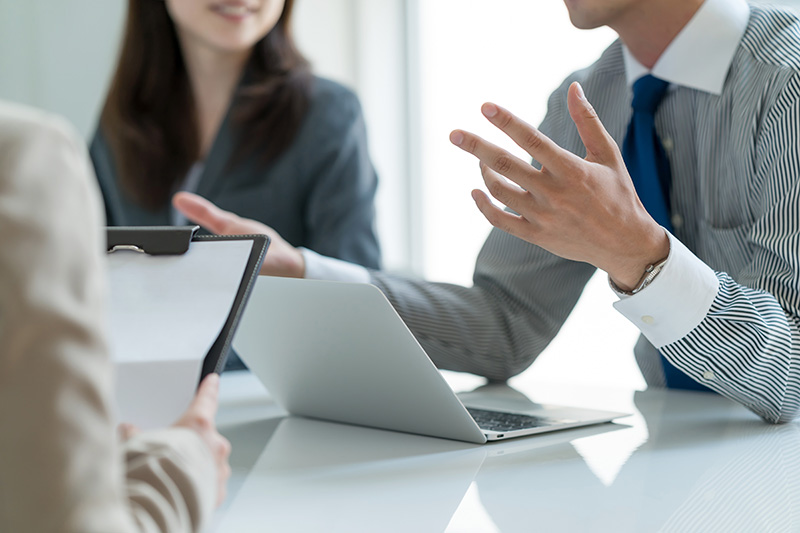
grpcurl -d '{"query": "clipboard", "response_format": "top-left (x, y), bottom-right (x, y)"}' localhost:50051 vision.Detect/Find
top-left (106, 226), bottom-right (268, 428)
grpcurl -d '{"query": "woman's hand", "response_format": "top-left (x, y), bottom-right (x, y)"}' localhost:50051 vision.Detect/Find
top-left (172, 373), bottom-right (231, 507)
top-left (172, 192), bottom-right (306, 278)
top-left (119, 373), bottom-right (232, 507)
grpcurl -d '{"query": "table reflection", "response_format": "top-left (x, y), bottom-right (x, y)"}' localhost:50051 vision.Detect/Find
top-left (214, 417), bottom-right (484, 532)
top-left (212, 374), bottom-right (800, 533)
top-left (461, 387), bottom-right (800, 533)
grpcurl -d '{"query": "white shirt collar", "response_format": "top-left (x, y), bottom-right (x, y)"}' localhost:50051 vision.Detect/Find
top-left (622, 0), bottom-right (750, 94)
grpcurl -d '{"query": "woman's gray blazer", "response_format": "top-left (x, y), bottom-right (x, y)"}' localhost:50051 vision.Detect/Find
top-left (90, 77), bottom-right (381, 269)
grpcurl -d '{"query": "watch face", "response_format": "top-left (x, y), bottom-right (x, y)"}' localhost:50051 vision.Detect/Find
top-left (609, 257), bottom-right (668, 296)
top-left (634, 259), bottom-right (669, 294)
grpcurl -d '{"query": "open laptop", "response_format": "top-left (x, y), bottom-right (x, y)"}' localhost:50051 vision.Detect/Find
top-left (233, 277), bottom-right (628, 444)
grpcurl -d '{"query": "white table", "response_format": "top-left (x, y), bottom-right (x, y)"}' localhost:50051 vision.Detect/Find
top-left (210, 371), bottom-right (800, 532)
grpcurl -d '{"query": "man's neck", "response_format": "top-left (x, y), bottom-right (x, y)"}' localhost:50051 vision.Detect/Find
top-left (612, 0), bottom-right (705, 69)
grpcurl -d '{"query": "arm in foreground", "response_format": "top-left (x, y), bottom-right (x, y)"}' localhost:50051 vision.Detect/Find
top-left (0, 105), bottom-right (226, 532)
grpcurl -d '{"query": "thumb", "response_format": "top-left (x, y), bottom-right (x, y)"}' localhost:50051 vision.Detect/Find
top-left (172, 192), bottom-right (238, 235)
top-left (188, 373), bottom-right (221, 421)
top-left (567, 82), bottom-right (617, 164)
top-left (118, 423), bottom-right (140, 442)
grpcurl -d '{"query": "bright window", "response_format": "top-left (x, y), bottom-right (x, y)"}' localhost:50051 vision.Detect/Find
top-left (411, 1), bottom-right (646, 389)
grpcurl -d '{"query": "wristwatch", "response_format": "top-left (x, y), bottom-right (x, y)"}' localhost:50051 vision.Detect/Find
top-left (610, 257), bottom-right (669, 296)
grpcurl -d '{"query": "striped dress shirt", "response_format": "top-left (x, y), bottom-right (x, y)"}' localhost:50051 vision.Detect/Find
top-left (370, 3), bottom-right (800, 423)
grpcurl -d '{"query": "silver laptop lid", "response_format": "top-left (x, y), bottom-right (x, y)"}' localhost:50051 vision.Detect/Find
top-left (233, 277), bottom-right (488, 444)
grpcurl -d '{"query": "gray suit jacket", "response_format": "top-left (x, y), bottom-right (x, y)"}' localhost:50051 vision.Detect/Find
top-left (0, 102), bottom-right (216, 532)
top-left (91, 77), bottom-right (381, 269)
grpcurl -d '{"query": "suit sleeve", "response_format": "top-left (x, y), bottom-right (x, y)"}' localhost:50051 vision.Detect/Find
top-left (369, 79), bottom-right (596, 381)
top-left (0, 107), bottom-right (215, 533)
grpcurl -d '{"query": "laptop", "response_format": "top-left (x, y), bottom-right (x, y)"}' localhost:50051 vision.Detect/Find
top-left (233, 277), bottom-right (628, 444)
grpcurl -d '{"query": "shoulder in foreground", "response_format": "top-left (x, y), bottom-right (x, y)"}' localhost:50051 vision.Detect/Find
top-left (741, 5), bottom-right (800, 72)
top-left (0, 101), bottom-right (81, 152)
top-left (0, 101), bottom-right (95, 211)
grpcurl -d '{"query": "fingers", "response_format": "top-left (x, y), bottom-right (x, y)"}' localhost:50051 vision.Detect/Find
top-left (566, 82), bottom-right (618, 164)
top-left (476, 102), bottom-right (580, 176)
top-left (187, 373), bottom-right (221, 422)
top-left (118, 423), bottom-right (140, 442)
top-left (191, 374), bottom-right (230, 509)
top-left (215, 436), bottom-right (232, 507)
top-left (172, 192), bottom-right (240, 235)
top-left (217, 473), bottom-right (229, 507)
top-left (479, 162), bottom-right (530, 214)
top-left (471, 189), bottom-right (531, 237)
top-left (169, 372), bottom-right (231, 508)
top-left (216, 436), bottom-right (232, 465)
top-left (450, 130), bottom-right (541, 189)
top-left (172, 193), bottom-right (305, 278)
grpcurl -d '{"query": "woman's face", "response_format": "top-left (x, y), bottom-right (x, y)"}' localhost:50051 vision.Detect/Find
top-left (165, 0), bottom-right (286, 54)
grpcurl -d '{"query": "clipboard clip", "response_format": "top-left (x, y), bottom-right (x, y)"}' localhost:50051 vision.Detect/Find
top-left (107, 226), bottom-right (200, 256)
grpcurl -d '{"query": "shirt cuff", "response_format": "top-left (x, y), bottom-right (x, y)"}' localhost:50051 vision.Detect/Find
top-left (299, 248), bottom-right (371, 283)
top-left (612, 232), bottom-right (720, 348)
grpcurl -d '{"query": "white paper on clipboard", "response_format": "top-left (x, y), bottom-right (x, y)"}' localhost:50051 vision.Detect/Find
top-left (107, 239), bottom-right (253, 429)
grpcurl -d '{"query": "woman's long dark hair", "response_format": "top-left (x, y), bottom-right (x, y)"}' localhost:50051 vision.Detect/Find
top-left (101, 0), bottom-right (312, 209)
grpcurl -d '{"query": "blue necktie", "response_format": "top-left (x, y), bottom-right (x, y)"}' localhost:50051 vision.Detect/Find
top-left (622, 75), bottom-right (712, 392)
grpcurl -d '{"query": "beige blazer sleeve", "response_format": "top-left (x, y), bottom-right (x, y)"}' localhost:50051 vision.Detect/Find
top-left (0, 102), bottom-right (217, 533)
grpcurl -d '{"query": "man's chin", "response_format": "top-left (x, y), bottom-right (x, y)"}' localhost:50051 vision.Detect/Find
top-left (562, 0), bottom-right (618, 30)
top-left (565, 12), bottom-right (606, 30)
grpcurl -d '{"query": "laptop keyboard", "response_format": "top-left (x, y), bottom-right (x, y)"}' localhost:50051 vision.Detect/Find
top-left (466, 407), bottom-right (558, 433)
